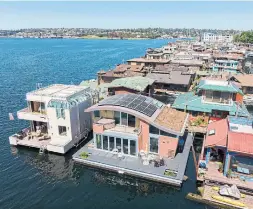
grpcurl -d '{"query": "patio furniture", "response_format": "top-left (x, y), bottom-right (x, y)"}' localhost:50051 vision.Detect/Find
top-left (139, 150), bottom-right (146, 158)
top-left (112, 148), bottom-right (118, 155)
top-left (118, 152), bottom-right (124, 159)
top-left (159, 158), bottom-right (165, 166)
top-left (154, 160), bottom-right (160, 167)
top-left (142, 156), bottom-right (149, 165)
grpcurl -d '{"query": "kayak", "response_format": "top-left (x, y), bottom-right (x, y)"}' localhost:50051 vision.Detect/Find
top-left (212, 186), bottom-right (219, 191)
top-left (212, 195), bottom-right (246, 207)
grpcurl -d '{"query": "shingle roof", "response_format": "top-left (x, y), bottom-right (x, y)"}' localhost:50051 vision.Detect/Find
top-left (232, 74), bottom-right (253, 87)
top-left (108, 76), bottom-right (155, 92)
top-left (172, 92), bottom-right (250, 117)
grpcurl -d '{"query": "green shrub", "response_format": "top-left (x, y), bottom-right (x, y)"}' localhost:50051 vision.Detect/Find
top-left (80, 152), bottom-right (89, 159)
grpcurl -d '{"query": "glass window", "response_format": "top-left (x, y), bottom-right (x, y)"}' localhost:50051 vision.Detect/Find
top-left (128, 114), bottom-right (135, 127)
top-left (150, 137), bottom-right (158, 153)
top-left (109, 136), bottom-right (115, 151)
top-left (213, 91), bottom-right (221, 103)
top-left (114, 111), bottom-right (120, 125)
top-left (221, 92), bottom-right (230, 104)
top-left (149, 125), bottom-right (159, 135)
top-left (130, 140), bottom-right (136, 156)
top-left (58, 126), bottom-right (67, 136)
top-left (96, 134), bottom-right (102, 149)
top-left (103, 135), bottom-right (108, 150)
top-left (116, 138), bottom-right (122, 152)
top-left (56, 108), bottom-right (65, 119)
top-left (121, 112), bottom-right (128, 126)
top-left (205, 90), bottom-right (213, 102)
top-left (94, 110), bottom-right (100, 118)
top-left (123, 138), bottom-right (129, 154)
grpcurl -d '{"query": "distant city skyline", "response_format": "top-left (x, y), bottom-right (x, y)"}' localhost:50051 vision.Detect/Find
top-left (1, 1), bottom-right (253, 30)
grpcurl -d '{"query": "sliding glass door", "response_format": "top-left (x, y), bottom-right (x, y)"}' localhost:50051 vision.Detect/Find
top-left (95, 134), bottom-right (137, 156)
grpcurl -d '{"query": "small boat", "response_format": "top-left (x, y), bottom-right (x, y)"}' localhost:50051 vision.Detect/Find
top-left (212, 195), bottom-right (246, 207)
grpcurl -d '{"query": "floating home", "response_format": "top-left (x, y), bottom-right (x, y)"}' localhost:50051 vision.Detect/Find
top-left (73, 93), bottom-right (193, 186)
top-left (173, 80), bottom-right (250, 119)
top-left (195, 116), bottom-right (253, 208)
top-left (9, 84), bottom-right (92, 154)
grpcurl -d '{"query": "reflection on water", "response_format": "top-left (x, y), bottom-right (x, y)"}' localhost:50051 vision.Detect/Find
top-left (12, 146), bottom-right (180, 196)
top-left (11, 146), bottom-right (81, 182)
top-left (91, 168), bottom-right (180, 196)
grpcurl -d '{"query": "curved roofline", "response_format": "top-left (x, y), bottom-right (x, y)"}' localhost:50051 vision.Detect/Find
top-left (85, 105), bottom-right (186, 136)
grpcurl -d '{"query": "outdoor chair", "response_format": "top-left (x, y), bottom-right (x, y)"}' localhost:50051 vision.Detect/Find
top-left (154, 160), bottom-right (160, 167)
top-left (112, 148), bottom-right (118, 155)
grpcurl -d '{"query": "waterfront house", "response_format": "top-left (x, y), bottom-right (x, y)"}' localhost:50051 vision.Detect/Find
top-left (127, 57), bottom-right (170, 69)
top-left (146, 70), bottom-right (193, 93)
top-left (211, 53), bottom-right (243, 74)
top-left (146, 48), bottom-right (172, 60)
top-left (229, 74), bottom-right (253, 95)
top-left (97, 64), bottom-right (145, 84)
top-left (73, 93), bottom-right (193, 186)
top-left (9, 84), bottom-right (92, 154)
top-left (172, 79), bottom-right (250, 118)
top-left (229, 74), bottom-right (253, 105)
top-left (198, 116), bottom-right (253, 191)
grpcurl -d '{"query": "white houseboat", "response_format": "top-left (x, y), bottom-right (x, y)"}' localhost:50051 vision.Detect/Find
top-left (9, 84), bottom-right (92, 154)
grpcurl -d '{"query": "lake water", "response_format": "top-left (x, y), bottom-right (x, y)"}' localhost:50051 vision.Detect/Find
top-left (0, 38), bottom-right (208, 209)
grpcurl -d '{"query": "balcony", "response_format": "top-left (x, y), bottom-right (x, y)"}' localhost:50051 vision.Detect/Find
top-left (93, 118), bottom-right (140, 136)
top-left (17, 108), bottom-right (48, 122)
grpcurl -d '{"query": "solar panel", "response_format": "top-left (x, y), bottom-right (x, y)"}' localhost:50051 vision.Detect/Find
top-left (98, 94), bottom-right (160, 117)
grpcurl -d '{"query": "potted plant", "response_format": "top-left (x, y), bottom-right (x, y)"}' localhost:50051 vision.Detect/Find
top-left (80, 152), bottom-right (89, 159)
top-left (218, 163), bottom-right (223, 173)
top-left (227, 169), bottom-right (232, 178)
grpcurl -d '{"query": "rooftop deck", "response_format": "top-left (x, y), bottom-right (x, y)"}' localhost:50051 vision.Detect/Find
top-left (73, 133), bottom-right (193, 187)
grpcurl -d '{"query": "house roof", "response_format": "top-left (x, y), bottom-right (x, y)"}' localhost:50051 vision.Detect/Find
top-left (170, 59), bottom-right (204, 67)
top-left (114, 64), bottom-right (144, 73)
top-left (172, 91), bottom-right (250, 117)
top-left (231, 74), bottom-right (253, 87)
top-left (27, 84), bottom-right (88, 99)
top-left (155, 106), bottom-right (188, 133)
top-left (228, 132), bottom-right (253, 155)
top-left (85, 94), bottom-right (188, 135)
top-left (146, 71), bottom-right (192, 86)
top-left (205, 119), bottom-right (228, 147)
top-left (197, 80), bottom-right (243, 95)
top-left (108, 76), bottom-right (155, 92)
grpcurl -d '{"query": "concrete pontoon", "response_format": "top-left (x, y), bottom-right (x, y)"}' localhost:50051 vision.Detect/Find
top-left (73, 132), bottom-right (193, 187)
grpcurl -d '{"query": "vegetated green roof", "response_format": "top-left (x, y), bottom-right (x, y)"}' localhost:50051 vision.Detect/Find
top-left (172, 91), bottom-right (249, 117)
top-left (197, 80), bottom-right (244, 95)
top-left (108, 76), bottom-right (155, 92)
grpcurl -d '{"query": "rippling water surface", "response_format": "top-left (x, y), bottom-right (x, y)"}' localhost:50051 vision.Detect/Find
top-left (0, 38), bottom-right (208, 209)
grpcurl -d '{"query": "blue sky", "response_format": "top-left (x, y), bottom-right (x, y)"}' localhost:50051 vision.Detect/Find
top-left (1, 1), bottom-right (253, 30)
